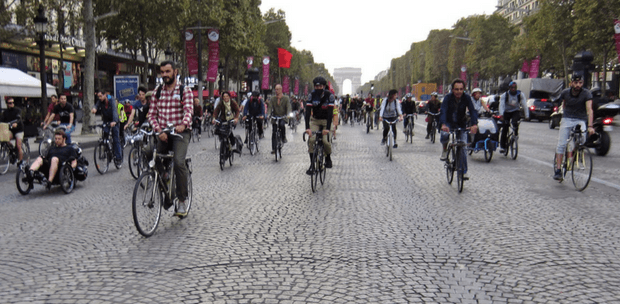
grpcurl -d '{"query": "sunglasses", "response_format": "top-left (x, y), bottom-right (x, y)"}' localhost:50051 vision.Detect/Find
top-left (6, 102), bottom-right (14, 105)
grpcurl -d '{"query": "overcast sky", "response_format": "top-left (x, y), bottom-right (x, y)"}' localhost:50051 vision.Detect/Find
top-left (259, 0), bottom-right (499, 89)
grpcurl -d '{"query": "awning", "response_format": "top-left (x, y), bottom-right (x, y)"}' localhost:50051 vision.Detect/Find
top-left (0, 67), bottom-right (57, 98)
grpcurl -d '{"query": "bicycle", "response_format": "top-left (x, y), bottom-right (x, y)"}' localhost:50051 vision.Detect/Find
top-left (349, 110), bottom-right (356, 127)
top-left (191, 117), bottom-right (201, 143)
top-left (271, 116), bottom-right (286, 162)
top-left (0, 122), bottom-right (31, 175)
top-left (132, 125), bottom-right (193, 237)
top-left (366, 108), bottom-right (374, 133)
top-left (501, 120), bottom-right (519, 160)
top-left (357, 109), bottom-right (364, 125)
top-left (383, 119), bottom-right (398, 161)
top-left (444, 128), bottom-right (469, 193)
top-left (303, 127), bottom-right (327, 193)
top-left (202, 113), bottom-right (214, 138)
top-left (553, 124), bottom-right (593, 191)
top-left (94, 122), bottom-right (122, 174)
top-left (215, 119), bottom-right (236, 170)
top-left (246, 116), bottom-right (261, 156)
top-left (404, 114), bottom-right (417, 144)
top-left (128, 122), bottom-right (154, 180)
top-left (288, 111), bottom-right (298, 133)
top-left (427, 112), bottom-right (440, 144)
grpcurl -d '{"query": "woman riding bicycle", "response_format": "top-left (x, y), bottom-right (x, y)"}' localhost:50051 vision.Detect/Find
top-left (426, 92), bottom-right (441, 139)
top-left (379, 90), bottom-right (403, 148)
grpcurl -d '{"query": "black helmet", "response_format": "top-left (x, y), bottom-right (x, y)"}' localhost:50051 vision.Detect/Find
top-left (251, 91), bottom-right (260, 97)
top-left (313, 76), bottom-right (327, 86)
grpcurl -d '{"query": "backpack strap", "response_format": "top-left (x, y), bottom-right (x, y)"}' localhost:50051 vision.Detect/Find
top-left (155, 84), bottom-right (185, 99)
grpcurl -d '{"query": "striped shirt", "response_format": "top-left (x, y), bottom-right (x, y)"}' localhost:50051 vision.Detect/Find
top-left (148, 84), bottom-right (194, 131)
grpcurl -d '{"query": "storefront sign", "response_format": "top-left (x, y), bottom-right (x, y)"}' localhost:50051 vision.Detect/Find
top-left (114, 75), bottom-right (140, 102)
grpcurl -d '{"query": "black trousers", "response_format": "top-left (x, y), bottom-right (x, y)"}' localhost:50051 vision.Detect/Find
top-left (500, 111), bottom-right (520, 149)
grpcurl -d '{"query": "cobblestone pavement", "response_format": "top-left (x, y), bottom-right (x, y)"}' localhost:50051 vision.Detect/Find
top-left (1, 120), bottom-right (620, 303)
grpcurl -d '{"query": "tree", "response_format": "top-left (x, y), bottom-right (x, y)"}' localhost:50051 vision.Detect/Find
top-left (465, 14), bottom-right (517, 81)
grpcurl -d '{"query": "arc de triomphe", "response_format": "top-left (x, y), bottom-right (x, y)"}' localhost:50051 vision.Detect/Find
top-left (333, 68), bottom-right (362, 96)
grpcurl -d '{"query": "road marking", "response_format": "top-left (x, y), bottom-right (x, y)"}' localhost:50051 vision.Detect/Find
top-left (520, 154), bottom-right (620, 191)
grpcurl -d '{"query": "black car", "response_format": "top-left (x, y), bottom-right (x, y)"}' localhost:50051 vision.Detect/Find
top-left (522, 90), bottom-right (555, 121)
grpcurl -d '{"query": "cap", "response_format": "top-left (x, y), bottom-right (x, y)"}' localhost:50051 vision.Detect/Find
top-left (572, 73), bottom-right (583, 81)
top-left (431, 92), bottom-right (438, 96)
top-left (472, 88), bottom-right (482, 94)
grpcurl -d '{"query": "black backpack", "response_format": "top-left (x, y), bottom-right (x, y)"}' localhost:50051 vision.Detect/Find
top-left (155, 85), bottom-right (185, 100)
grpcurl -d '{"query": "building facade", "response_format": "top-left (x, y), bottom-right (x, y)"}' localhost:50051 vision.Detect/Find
top-left (496, 0), bottom-right (540, 25)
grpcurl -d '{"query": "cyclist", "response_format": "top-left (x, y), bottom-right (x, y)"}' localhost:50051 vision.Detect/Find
top-left (439, 79), bottom-right (478, 180)
top-left (92, 90), bottom-right (123, 166)
top-left (242, 91), bottom-right (265, 142)
top-left (213, 91), bottom-right (242, 153)
top-left (498, 81), bottom-right (528, 154)
top-left (192, 97), bottom-right (203, 139)
top-left (44, 94), bottom-right (75, 144)
top-left (348, 96), bottom-right (360, 123)
top-left (471, 88), bottom-right (490, 116)
top-left (552, 74), bottom-right (595, 180)
top-left (147, 61), bottom-right (193, 217)
top-left (425, 92), bottom-right (441, 139)
top-left (379, 89), bottom-right (403, 148)
top-left (332, 95), bottom-right (340, 139)
top-left (341, 94), bottom-right (350, 123)
top-left (305, 76), bottom-right (335, 174)
top-left (267, 84), bottom-right (292, 154)
top-left (41, 94), bottom-right (59, 127)
top-left (401, 93), bottom-right (417, 136)
top-left (26, 129), bottom-right (77, 189)
top-left (0, 97), bottom-right (24, 164)
top-left (127, 87), bottom-right (150, 128)
top-left (364, 93), bottom-right (375, 128)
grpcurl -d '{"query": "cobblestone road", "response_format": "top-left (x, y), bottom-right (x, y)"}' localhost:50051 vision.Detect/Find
top-left (1, 120), bottom-right (620, 303)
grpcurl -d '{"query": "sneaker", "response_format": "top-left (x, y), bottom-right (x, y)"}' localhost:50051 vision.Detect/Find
top-left (499, 148), bottom-right (506, 154)
top-left (325, 155), bottom-right (332, 168)
top-left (425, 135), bottom-right (430, 139)
top-left (393, 144), bottom-right (398, 149)
top-left (44, 179), bottom-right (52, 190)
top-left (26, 169), bottom-right (33, 181)
top-left (440, 150), bottom-right (448, 161)
top-left (282, 137), bottom-right (288, 143)
top-left (306, 167), bottom-right (315, 175)
top-left (553, 169), bottom-right (562, 181)
top-left (462, 173), bottom-right (469, 180)
top-left (381, 138), bottom-right (386, 145)
top-left (175, 201), bottom-right (188, 217)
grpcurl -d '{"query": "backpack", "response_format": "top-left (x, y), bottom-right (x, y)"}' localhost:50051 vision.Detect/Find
top-left (117, 102), bottom-right (127, 123)
top-left (503, 91), bottom-right (521, 105)
top-left (155, 85), bottom-right (185, 100)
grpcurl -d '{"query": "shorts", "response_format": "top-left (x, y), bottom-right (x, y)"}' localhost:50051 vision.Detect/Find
top-left (12, 131), bottom-right (24, 140)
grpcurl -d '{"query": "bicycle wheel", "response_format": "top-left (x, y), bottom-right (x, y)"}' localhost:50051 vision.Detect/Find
top-left (229, 145), bottom-right (235, 166)
top-left (20, 141), bottom-right (31, 165)
top-left (249, 131), bottom-right (257, 156)
top-left (409, 123), bottom-right (414, 143)
top-left (503, 134), bottom-right (510, 156)
top-left (510, 136), bottom-right (518, 160)
top-left (314, 149), bottom-right (322, 190)
top-left (39, 136), bottom-right (52, 157)
top-left (132, 171), bottom-right (162, 237)
top-left (15, 167), bottom-right (31, 195)
top-left (445, 146), bottom-right (455, 184)
top-left (219, 140), bottom-right (226, 170)
top-left (484, 147), bottom-right (493, 163)
top-left (571, 146), bottom-right (592, 191)
top-left (431, 122), bottom-right (437, 144)
top-left (388, 133), bottom-right (393, 161)
top-left (128, 147), bottom-right (140, 179)
top-left (59, 163), bottom-right (75, 194)
top-left (319, 149), bottom-right (326, 185)
top-left (0, 145), bottom-right (10, 175)
top-left (310, 154), bottom-right (317, 193)
top-left (275, 137), bottom-right (280, 162)
top-left (94, 143), bottom-right (109, 174)
top-left (456, 147), bottom-right (464, 193)
top-left (178, 168), bottom-right (192, 219)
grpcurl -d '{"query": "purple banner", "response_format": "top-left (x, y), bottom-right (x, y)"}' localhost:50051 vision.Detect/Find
top-left (206, 29), bottom-right (220, 82)
top-left (615, 20), bottom-right (620, 63)
top-left (282, 75), bottom-right (290, 94)
top-left (529, 56), bottom-right (540, 78)
top-left (246, 56), bottom-right (253, 70)
top-left (521, 60), bottom-right (530, 73)
top-left (294, 78), bottom-right (299, 95)
top-left (304, 83), bottom-right (308, 96)
top-left (261, 56), bottom-right (270, 90)
top-left (185, 30), bottom-right (198, 75)
top-left (460, 65), bottom-right (467, 82)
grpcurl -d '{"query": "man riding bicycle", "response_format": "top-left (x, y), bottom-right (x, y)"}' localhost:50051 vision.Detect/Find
top-left (192, 97), bottom-right (203, 138)
top-left (305, 76), bottom-right (335, 174)
top-left (401, 93), bottom-right (417, 136)
top-left (498, 81), bottom-right (528, 153)
top-left (1, 97), bottom-right (24, 164)
top-left (148, 61), bottom-right (193, 217)
top-left (364, 93), bottom-right (375, 128)
top-left (379, 90), bottom-right (403, 148)
top-left (439, 79), bottom-right (478, 180)
top-left (268, 84), bottom-right (292, 154)
top-left (243, 91), bottom-right (265, 142)
top-left (426, 92), bottom-right (441, 139)
top-left (92, 90), bottom-right (123, 166)
top-left (553, 74), bottom-right (595, 180)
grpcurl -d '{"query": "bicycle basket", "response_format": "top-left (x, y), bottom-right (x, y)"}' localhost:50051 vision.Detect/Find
top-left (215, 124), bottom-right (231, 136)
top-left (0, 123), bottom-right (10, 142)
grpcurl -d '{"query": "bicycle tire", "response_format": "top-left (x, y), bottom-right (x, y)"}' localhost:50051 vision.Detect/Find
top-left (456, 147), bottom-right (464, 193)
top-left (249, 131), bottom-right (256, 156)
top-left (229, 145), bottom-right (234, 166)
top-left (510, 136), bottom-right (518, 160)
top-left (219, 140), bottom-right (226, 170)
top-left (15, 166), bottom-right (31, 195)
top-left (128, 147), bottom-right (140, 179)
top-left (214, 136), bottom-right (219, 150)
top-left (503, 134), bottom-right (511, 156)
top-left (132, 171), bottom-right (162, 237)
top-left (60, 163), bottom-right (75, 194)
top-left (310, 153), bottom-right (317, 193)
top-left (315, 148), bottom-right (323, 188)
top-left (94, 143), bottom-right (109, 174)
top-left (0, 145), bottom-right (10, 175)
top-left (319, 148), bottom-right (326, 185)
top-left (571, 146), bottom-right (592, 191)
top-left (431, 122), bottom-right (437, 144)
top-left (445, 146), bottom-right (455, 184)
top-left (484, 147), bottom-right (493, 163)
top-left (388, 133), bottom-right (393, 161)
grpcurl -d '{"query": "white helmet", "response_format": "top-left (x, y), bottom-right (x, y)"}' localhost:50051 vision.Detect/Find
top-left (247, 92), bottom-right (252, 98)
top-left (431, 92), bottom-right (438, 96)
top-left (472, 88), bottom-right (482, 94)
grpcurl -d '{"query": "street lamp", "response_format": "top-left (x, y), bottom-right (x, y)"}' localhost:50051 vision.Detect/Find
top-left (164, 46), bottom-right (173, 61)
top-left (34, 5), bottom-right (48, 116)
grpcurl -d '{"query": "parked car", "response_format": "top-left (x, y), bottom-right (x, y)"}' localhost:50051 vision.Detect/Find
top-left (522, 90), bottom-right (556, 121)
top-left (417, 100), bottom-right (428, 113)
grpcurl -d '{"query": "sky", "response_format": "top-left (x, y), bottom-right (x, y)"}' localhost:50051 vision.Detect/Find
top-left (259, 0), bottom-right (499, 87)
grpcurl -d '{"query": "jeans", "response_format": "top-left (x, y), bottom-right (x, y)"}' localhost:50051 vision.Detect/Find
top-left (556, 118), bottom-right (587, 154)
top-left (60, 123), bottom-right (75, 144)
top-left (156, 130), bottom-right (190, 201)
top-left (103, 124), bottom-right (122, 161)
top-left (440, 130), bottom-right (469, 174)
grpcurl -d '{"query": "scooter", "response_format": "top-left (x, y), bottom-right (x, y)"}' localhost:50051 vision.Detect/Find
top-left (585, 102), bottom-right (619, 156)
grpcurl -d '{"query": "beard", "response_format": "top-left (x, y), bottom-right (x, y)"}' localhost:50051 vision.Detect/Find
top-left (163, 73), bottom-right (176, 85)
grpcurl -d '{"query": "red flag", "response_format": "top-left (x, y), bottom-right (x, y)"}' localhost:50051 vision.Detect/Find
top-left (278, 48), bottom-right (292, 69)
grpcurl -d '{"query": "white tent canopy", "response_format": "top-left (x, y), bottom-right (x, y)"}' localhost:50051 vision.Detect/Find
top-left (0, 66), bottom-right (57, 98)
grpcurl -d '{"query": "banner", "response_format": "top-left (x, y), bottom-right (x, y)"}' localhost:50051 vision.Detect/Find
top-left (261, 56), bottom-right (270, 90)
top-left (521, 60), bottom-right (530, 74)
top-left (304, 83), bottom-right (308, 96)
top-left (206, 29), bottom-right (220, 82)
top-left (460, 65), bottom-right (467, 82)
top-left (614, 20), bottom-right (620, 63)
top-left (278, 48), bottom-right (292, 69)
top-left (246, 56), bottom-right (254, 70)
top-left (113, 75), bottom-right (140, 101)
top-left (185, 30), bottom-right (198, 75)
top-left (529, 56), bottom-right (540, 78)
top-left (294, 78), bottom-right (299, 95)
top-left (282, 75), bottom-right (290, 94)
top-left (328, 81), bottom-right (334, 94)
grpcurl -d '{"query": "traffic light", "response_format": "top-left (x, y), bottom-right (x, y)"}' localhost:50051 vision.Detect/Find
top-left (572, 51), bottom-right (594, 88)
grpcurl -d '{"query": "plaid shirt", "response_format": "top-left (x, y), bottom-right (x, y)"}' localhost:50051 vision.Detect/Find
top-left (148, 84), bottom-right (194, 130)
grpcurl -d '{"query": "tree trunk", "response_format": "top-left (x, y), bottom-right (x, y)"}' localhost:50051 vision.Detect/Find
top-left (82, 0), bottom-right (95, 134)
top-left (140, 22), bottom-right (148, 86)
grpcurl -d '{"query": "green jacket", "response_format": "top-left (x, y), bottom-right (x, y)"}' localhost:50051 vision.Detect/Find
top-left (268, 95), bottom-right (292, 122)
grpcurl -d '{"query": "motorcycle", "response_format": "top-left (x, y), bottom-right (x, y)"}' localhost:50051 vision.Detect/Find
top-left (585, 102), bottom-right (618, 156)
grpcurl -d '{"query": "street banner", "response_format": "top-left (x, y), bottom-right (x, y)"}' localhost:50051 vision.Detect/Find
top-left (521, 60), bottom-right (530, 74)
top-left (185, 30), bottom-right (198, 75)
top-left (206, 29), bottom-right (220, 82)
top-left (261, 56), bottom-right (270, 90)
top-left (113, 75), bottom-right (140, 102)
top-left (438, 84), bottom-right (443, 94)
top-left (304, 83), bottom-right (308, 96)
top-left (473, 72), bottom-right (479, 88)
top-left (278, 48), bottom-right (292, 69)
top-left (529, 56), bottom-right (540, 78)
top-left (294, 78), bottom-right (299, 95)
top-left (460, 65), bottom-right (467, 82)
top-left (247, 56), bottom-right (253, 70)
top-left (614, 20), bottom-right (620, 63)
top-left (282, 75), bottom-right (290, 94)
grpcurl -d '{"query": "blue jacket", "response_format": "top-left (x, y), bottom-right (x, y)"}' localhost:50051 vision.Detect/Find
top-left (439, 92), bottom-right (478, 129)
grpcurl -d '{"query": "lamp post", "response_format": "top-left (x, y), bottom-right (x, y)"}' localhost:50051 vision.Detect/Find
top-left (34, 6), bottom-right (48, 116)
top-left (164, 46), bottom-right (173, 61)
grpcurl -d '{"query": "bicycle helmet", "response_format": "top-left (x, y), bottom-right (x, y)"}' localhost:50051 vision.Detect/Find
top-left (471, 88), bottom-right (482, 94)
top-left (247, 92), bottom-right (252, 98)
top-left (313, 76), bottom-right (327, 86)
top-left (431, 92), bottom-right (438, 96)
top-left (405, 93), bottom-right (412, 98)
top-left (251, 91), bottom-right (260, 97)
